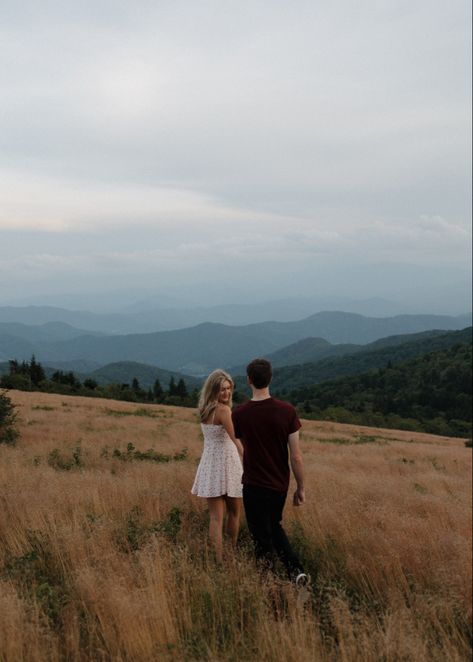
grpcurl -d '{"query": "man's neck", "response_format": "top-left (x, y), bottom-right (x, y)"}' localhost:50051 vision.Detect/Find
top-left (251, 387), bottom-right (271, 401)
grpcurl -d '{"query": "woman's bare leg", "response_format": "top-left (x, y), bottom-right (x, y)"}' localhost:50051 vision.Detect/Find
top-left (207, 497), bottom-right (225, 562)
top-left (224, 496), bottom-right (242, 547)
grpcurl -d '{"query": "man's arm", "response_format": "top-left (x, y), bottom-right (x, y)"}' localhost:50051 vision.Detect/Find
top-left (288, 431), bottom-right (305, 506)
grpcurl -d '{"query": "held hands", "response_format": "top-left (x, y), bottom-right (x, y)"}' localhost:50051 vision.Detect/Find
top-left (293, 487), bottom-right (305, 507)
top-left (235, 439), bottom-right (244, 459)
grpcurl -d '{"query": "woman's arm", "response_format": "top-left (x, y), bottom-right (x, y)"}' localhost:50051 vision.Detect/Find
top-left (216, 405), bottom-right (244, 457)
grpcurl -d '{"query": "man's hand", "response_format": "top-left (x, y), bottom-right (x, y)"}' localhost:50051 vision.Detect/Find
top-left (293, 487), bottom-right (305, 506)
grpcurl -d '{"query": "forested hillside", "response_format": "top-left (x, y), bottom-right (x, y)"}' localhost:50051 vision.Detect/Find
top-left (281, 342), bottom-right (472, 437)
top-left (265, 327), bottom-right (472, 391)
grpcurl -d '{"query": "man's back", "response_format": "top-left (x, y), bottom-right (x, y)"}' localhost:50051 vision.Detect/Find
top-left (232, 397), bottom-right (301, 493)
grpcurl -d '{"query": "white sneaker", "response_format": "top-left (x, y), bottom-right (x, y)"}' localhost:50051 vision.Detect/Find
top-left (294, 572), bottom-right (310, 588)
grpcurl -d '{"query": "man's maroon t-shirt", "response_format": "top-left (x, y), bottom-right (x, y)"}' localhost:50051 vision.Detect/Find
top-left (232, 397), bottom-right (301, 493)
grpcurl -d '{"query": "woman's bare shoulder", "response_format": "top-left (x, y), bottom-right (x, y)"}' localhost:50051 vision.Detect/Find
top-left (214, 403), bottom-right (231, 421)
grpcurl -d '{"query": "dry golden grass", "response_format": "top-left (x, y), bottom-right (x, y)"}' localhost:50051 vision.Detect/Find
top-left (0, 390), bottom-right (471, 661)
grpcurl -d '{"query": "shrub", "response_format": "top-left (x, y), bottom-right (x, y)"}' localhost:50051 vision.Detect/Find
top-left (0, 373), bottom-right (32, 391)
top-left (105, 442), bottom-right (188, 463)
top-left (47, 445), bottom-right (83, 470)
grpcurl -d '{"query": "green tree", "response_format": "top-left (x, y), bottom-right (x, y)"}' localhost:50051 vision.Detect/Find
top-left (168, 377), bottom-right (177, 396)
top-left (29, 355), bottom-right (46, 386)
top-left (0, 391), bottom-right (18, 445)
top-left (153, 379), bottom-right (164, 402)
top-left (176, 378), bottom-right (188, 399)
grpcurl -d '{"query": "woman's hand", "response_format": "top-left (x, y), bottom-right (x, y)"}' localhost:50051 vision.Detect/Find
top-left (235, 439), bottom-right (244, 460)
top-left (217, 405), bottom-right (243, 456)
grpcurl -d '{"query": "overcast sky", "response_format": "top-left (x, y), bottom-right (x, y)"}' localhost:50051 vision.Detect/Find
top-left (1, 0), bottom-right (471, 312)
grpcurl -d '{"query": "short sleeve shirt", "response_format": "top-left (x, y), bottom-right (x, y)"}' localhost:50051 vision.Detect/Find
top-left (232, 397), bottom-right (301, 493)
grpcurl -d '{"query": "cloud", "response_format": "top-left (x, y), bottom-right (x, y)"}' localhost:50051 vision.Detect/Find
top-left (1, 209), bottom-right (467, 284)
top-left (0, 171), bottom-right (295, 232)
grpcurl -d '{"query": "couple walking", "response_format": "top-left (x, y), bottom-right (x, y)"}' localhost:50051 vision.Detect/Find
top-left (192, 358), bottom-right (308, 585)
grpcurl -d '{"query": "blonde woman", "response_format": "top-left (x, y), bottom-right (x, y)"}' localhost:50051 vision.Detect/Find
top-left (191, 369), bottom-right (243, 561)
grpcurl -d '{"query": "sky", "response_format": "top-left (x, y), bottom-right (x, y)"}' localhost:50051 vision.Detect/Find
top-left (1, 0), bottom-right (471, 312)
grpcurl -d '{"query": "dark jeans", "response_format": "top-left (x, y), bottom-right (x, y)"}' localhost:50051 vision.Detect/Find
top-left (243, 484), bottom-right (303, 578)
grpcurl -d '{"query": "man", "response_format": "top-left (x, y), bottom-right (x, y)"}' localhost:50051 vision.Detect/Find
top-left (232, 358), bottom-right (308, 585)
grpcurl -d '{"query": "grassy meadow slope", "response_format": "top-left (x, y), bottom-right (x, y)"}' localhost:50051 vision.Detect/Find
top-left (0, 391), bottom-right (471, 661)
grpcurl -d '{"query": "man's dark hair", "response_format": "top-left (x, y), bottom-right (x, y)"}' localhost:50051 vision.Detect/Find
top-left (246, 358), bottom-right (272, 389)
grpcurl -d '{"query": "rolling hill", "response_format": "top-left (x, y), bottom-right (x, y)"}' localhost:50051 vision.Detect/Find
top-left (83, 362), bottom-right (200, 390)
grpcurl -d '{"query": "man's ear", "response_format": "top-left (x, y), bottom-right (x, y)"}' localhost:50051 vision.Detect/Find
top-left (247, 376), bottom-right (252, 386)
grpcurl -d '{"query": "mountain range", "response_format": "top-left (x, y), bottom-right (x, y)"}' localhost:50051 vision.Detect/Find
top-left (1, 297), bottom-right (470, 335)
top-left (0, 310), bottom-right (471, 377)
top-left (2, 327), bottom-right (470, 399)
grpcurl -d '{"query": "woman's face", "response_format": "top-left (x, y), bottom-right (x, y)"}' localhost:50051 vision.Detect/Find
top-left (218, 379), bottom-right (232, 404)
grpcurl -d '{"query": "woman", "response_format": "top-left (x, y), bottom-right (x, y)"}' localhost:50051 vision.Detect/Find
top-left (191, 369), bottom-right (243, 561)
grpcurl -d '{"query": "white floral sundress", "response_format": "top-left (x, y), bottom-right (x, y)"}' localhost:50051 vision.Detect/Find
top-left (191, 424), bottom-right (243, 498)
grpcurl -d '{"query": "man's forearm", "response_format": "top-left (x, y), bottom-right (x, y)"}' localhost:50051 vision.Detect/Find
top-left (290, 455), bottom-right (304, 489)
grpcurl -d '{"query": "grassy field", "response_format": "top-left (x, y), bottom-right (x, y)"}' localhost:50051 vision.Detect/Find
top-left (0, 390), bottom-right (471, 661)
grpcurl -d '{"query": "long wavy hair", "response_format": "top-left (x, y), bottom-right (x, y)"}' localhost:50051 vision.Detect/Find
top-left (198, 369), bottom-right (234, 423)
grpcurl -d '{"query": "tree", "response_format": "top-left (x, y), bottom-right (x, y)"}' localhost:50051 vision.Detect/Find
top-left (153, 379), bottom-right (164, 402)
top-left (29, 355), bottom-right (46, 386)
top-left (51, 370), bottom-right (81, 390)
top-left (176, 378), bottom-right (188, 399)
top-left (0, 391), bottom-right (18, 445)
top-left (8, 359), bottom-right (19, 374)
top-left (168, 377), bottom-right (177, 396)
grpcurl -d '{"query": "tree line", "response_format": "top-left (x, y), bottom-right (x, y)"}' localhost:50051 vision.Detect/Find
top-left (0, 357), bottom-right (198, 407)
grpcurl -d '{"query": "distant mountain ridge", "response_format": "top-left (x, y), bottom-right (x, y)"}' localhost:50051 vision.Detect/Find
top-left (0, 301), bottom-right (471, 335)
top-left (0, 310), bottom-right (470, 375)
top-left (0, 321), bottom-right (104, 362)
top-left (0, 321), bottom-right (104, 343)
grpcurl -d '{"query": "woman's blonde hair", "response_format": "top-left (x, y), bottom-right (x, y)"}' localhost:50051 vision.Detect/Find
top-left (198, 369), bottom-right (234, 423)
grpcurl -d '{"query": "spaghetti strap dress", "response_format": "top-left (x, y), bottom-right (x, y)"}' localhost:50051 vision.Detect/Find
top-left (191, 423), bottom-right (243, 498)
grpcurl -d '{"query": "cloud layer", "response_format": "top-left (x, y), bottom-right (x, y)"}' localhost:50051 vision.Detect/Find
top-left (1, 0), bottom-right (471, 307)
